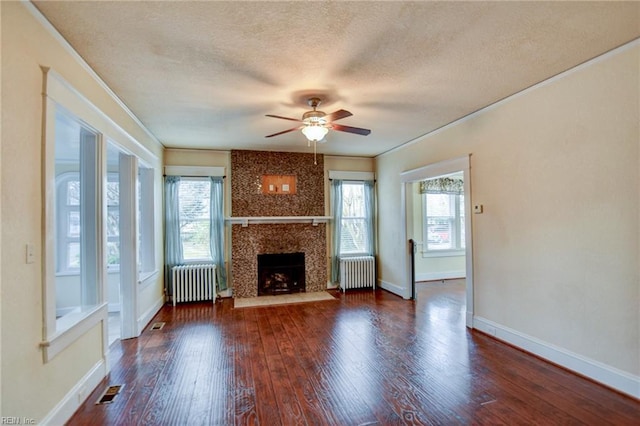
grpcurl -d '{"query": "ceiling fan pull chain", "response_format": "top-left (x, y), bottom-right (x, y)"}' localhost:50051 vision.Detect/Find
top-left (314, 140), bottom-right (317, 165)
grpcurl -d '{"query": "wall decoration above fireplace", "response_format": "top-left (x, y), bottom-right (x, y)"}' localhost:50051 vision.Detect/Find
top-left (261, 174), bottom-right (296, 195)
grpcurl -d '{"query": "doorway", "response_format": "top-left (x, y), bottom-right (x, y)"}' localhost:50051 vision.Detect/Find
top-left (401, 155), bottom-right (474, 328)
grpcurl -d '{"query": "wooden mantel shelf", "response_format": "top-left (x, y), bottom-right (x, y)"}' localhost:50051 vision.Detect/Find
top-left (226, 216), bottom-right (332, 227)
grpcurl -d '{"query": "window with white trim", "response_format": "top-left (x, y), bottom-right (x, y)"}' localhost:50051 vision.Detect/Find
top-left (138, 166), bottom-right (156, 276)
top-left (106, 175), bottom-right (120, 268)
top-left (54, 109), bottom-right (101, 321)
top-left (56, 173), bottom-right (80, 273)
top-left (178, 178), bottom-right (212, 261)
top-left (57, 173), bottom-right (120, 272)
top-left (340, 182), bottom-right (369, 255)
top-left (423, 192), bottom-right (465, 253)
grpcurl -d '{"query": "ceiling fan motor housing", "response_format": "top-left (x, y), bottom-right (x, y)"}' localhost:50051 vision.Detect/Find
top-left (303, 97), bottom-right (326, 124)
top-left (302, 110), bottom-right (326, 124)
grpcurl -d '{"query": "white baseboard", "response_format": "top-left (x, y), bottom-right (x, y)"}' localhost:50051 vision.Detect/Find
top-left (378, 279), bottom-right (409, 299)
top-left (416, 270), bottom-right (465, 282)
top-left (137, 296), bottom-right (164, 335)
top-left (40, 359), bottom-right (106, 425)
top-left (473, 316), bottom-right (640, 399)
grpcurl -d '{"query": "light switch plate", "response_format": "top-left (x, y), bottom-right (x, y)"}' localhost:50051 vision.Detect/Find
top-left (473, 204), bottom-right (483, 214)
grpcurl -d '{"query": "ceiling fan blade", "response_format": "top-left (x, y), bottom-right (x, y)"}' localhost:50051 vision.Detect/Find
top-left (331, 123), bottom-right (371, 136)
top-left (324, 109), bottom-right (353, 122)
top-left (265, 114), bottom-right (302, 122)
top-left (265, 126), bottom-right (302, 138)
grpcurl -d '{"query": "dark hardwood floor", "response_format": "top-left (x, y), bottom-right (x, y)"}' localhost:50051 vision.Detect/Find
top-left (68, 281), bottom-right (640, 425)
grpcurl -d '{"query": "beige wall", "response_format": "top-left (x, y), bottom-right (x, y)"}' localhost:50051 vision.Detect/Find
top-left (1, 2), bottom-right (164, 421)
top-left (376, 42), bottom-right (639, 385)
top-left (164, 148), bottom-right (230, 167)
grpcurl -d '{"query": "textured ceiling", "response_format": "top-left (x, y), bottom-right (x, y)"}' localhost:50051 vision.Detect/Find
top-left (33, 1), bottom-right (639, 157)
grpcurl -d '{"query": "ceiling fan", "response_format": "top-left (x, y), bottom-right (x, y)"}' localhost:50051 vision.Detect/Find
top-left (265, 97), bottom-right (371, 143)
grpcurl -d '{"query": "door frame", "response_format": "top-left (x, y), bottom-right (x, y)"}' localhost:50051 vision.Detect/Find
top-left (117, 153), bottom-right (139, 340)
top-left (400, 155), bottom-right (474, 328)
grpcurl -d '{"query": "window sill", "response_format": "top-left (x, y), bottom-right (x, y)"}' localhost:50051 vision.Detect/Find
top-left (340, 253), bottom-right (373, 258)
top-left (41, 303), bottom-right (108, 363)
top-left (56, 269), bottom-right (121, 277)
top-left (181, 259), bottom-right (214, 264)
top-left (55, 270), bottom-right (80, 277)
top-left (138, 270), bottom-right (159, 288)
top-left (421, 250), bottom-right (465, 258)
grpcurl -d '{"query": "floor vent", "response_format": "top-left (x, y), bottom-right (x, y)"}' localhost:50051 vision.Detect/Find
top-left (96, 385), bottom-right (123, 405)
top-left (150, 322), bottom-right (165, 330)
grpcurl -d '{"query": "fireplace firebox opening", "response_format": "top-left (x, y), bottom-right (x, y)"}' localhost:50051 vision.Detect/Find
top-left (257, 252), bottom-right (305, 296)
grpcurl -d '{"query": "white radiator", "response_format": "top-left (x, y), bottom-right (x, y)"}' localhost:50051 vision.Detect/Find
top-left (340, 256), bottom-right (375, 291)
top-left (171, 264), bottom-right (217, 306)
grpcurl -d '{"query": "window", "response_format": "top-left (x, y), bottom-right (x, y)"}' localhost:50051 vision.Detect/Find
top-left (165, 174), bottom-right (226, 292)
top-left (138, 166), bottom-right (155, 276)
top-left (340, 182), bottom-right (370, 255)
top-left (54, 109), bottom-right (101, 322)
top-left (423, 192), bottom-right (465, 253)
top-left (330, 175), bottom-right (375, 283)
top-left (56, 173), bottom-right (80, 273)
top-left (178, 178), bottom-right (212, 261)
top-left (57, 173), bottom-right (119, 272)
top-left (106, 175), bottom-right (120, 268)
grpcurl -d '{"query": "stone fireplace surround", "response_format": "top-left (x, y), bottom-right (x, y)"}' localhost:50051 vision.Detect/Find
top-left (230, 150), bottom-right (327, 298)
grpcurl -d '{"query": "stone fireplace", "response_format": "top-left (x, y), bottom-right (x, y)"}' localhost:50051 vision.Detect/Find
top-left (230, 150), bottom-right (327, 298)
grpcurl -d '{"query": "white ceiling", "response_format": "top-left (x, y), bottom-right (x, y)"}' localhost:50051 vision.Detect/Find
top-left (33, 1), bottom-right (639, 157)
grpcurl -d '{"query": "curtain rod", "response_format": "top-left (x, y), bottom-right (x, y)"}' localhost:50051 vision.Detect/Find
top-left (328, 178), bottom-right (376, 182)
top-left (164, 175), bottom-right (226, 178)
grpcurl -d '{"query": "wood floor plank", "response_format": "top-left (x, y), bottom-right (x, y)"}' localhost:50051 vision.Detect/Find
top-left (269, 309), bottom-right (346, 425)
top-left (284, 303), bottom-right (380, 425)
top-left (231, 308), bottom-right (259, 425)
top-left (243, 307), bottom-right (282, 424)
top-left (66, 285), bottom-right (640, 426)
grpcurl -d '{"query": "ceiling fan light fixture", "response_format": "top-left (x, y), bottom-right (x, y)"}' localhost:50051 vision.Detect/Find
top-left (301, 124), bottom-right (328, 142)
top-left (264, 96), bottom-right (370, 158)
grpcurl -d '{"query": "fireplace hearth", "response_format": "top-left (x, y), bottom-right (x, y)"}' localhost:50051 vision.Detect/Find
top-left (258, 252), bottom-right (305, 296)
